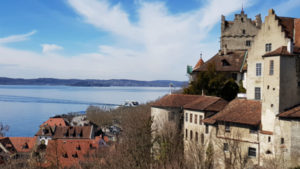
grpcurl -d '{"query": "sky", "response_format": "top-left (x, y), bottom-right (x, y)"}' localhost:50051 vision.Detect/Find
top-left (0, 0), bottom-right (300, 81)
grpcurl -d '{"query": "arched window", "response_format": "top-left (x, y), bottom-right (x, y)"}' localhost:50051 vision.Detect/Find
top-left (195, 132), bottom-right (198, 142)
top-left (190, 130), bottom-right (193, 140)
top-left (201, 133), bottom-right (204, 144)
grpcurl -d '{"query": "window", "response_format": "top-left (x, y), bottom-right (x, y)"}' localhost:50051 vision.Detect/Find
top-left (256, 63), bottom-right (262, 76)
top-left (201, 134), bottom-right (204, 144)
top-left (269, 60), bottom-right (274, 75)
top-left (205, 125), bottom-right (209, 134)
top-left (190, 113), bottom-right (193, 123)
top-left (232, 73), bottom-right (237, 80)
top-left (255, 87), bottom-right (261, 100)
top-left (200, 116), bottom-right (203, 125)
top-left (196, 132), bottom-right (198, 142)
top-left (241, 18), bottom-right (244, 22)
top-left (223, 143), bottom-right (229, 151)
top-left (250, 127), bottom-right (257, 134)
top-left (281, 138), bottom-right (285, 144)
top-left (225, 123), bottom-right (230, 132)
top-left (190, 130), bottom-right (193, 140)
top-left (194, 114), bottom-right (198, 124)
top-left (185, 113), bottom-right (188, 122)
top-left (265, 43), bottom-right (272, 52)
top-left (248, 147), bottom-right (256, 157)
top-left (268, 136), bottom-right (271, 142)
top-left (186, 129), bottom-right (188, 139)
top-left (168, 112), bottom-right (175, 121)
top-left (246, 40), bottom-right (251, 46)
top-left (242, 29), bottom-right (246, 34)
top-left (222, 59), bottom-right (230, 66)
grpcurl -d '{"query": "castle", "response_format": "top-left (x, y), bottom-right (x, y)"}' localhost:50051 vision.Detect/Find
top-left (151, 9), bottom-right (300, 168)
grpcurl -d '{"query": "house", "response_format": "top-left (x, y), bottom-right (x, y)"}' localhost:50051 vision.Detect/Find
top-left (9, 137), bottom-right (37, 153)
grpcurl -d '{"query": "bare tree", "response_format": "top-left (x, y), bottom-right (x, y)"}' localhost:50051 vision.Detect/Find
top-left (0, 122), bottom-right (9, 137)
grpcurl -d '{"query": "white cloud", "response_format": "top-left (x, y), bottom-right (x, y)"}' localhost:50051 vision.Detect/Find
top-left (0, 0), bottom-right (255, 80)
top-left (41, 44), bottom-right (64, 53)
top-left (0, 30), bottom-right (36, 44)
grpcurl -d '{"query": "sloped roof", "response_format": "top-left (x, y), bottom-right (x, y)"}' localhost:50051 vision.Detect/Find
top-left (151, 94), bottom-right (204, 108)
top-left (279, 105), bottom-right (300, 119)
top-left (204, 99), bottom-right (261, 126)
top-left (40, 118), bottom-right (66, 127)
top-left (53, 126), bottom-right (93, 139)
top-left (0, 137), bottom-right (16, 154)
top-left (263, 46), bottom-right (296, 57)
top-left (35, 126), bottom-right (55, 137)
top-left (193, 50), bottom-right (246, 72)
top-left (193, 58), bottom-right (204, 70)
top-left (9, 137), bottom-right (37, 153)
top-left (277, 16), bottom-right (295, 39)
top-left (294, 19), bottom-right (300, 48)
top-left (183, 96), bottom-right (228, 112)
top-left (45, 139), bottom-right (100, 168)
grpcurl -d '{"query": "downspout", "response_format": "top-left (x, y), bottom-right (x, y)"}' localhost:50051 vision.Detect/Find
top-left (240, 51), bottom-right (248, 73)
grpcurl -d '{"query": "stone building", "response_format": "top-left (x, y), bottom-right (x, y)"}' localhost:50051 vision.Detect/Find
top-left (191, 10), bottom-right (261, 86)
top-left (152, 8), bottom-right (300, 169)
top-left (220, 9), bottom-right (261, 51)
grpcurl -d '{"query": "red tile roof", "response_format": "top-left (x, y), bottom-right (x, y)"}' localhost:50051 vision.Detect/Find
top-left (193, 50), bottom-right (246, 73)
top-left (183, 96), bottom-right (228, 112)
top-left (45, 139), bottom-right (100, 168)
top-left (294, 19), bottom-right (300, 48)
top-left (204, 99), bottom-right (261, 126)
top-left (277, 16), bottom-right (295, 39)
top-left (151, 94), bottom-right (204, 108)
top-left (263, 46), bottom-right (297, 57)
top-left (193, 58), bottom-right (204, 70)
top-left (279, 105), bottom-right (300, 119)
top-left (9, 137), bottom-right (37, 153)
top-left (40, 118), bottom-right (66, 127)
top-left (35, 126), bottom-right (55, 137)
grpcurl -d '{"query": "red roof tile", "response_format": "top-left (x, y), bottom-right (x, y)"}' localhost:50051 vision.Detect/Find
top-left (151, 94), bottom-right (204, 108)
top-left (45, 139), bottom-right (99, 168)
top-left (193, 50), bottom-right (246, 73)
top-left (279, 105), bottom-right (300, 119)
top-left (40, 118), bottom-right (66, 127)
top-left (277, 16), bottom-right (295, 39)
top-left (204, 99), bottom-right (261, 126)
top-left (263, 46), bottom-right (296, 57)
top-left (9, 137), bottom-right (37, 153)
top-left (193, 58), bottom-right (204, 70)
top-left (183, 96), bottom-right (228, 112)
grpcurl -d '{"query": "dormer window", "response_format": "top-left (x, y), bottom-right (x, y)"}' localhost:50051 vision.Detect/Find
top-left (62, 153), bottom-right (68, 158)
top-left (72, 153), bottom-right (78, 158)
top-left (22, 143), bottom-right (29, 149)
top-left (76, 145), bottom-right (81, 150)
top-left (222, 59), bottom-right (230, 66)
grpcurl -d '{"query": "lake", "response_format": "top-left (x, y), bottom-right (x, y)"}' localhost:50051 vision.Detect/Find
top-left (0, 85), bottom-right (171, 137)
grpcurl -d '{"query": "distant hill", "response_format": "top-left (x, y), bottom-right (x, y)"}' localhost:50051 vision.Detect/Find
top-left (0, 77), bottom-right (187, 87)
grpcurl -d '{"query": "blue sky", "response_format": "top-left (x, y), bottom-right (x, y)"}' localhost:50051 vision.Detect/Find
top-left (0, 0), bottom-right (299, 81)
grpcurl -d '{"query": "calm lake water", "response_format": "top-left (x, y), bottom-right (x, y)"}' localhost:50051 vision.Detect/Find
top-left (0, 85), bottom-right (171, 137)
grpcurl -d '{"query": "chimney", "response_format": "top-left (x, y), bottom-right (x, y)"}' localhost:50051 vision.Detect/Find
top-left (288, 39), bottom-right (294, 53)
top-left (268, 9), bottom-right (275, 15)
top-left (255, 14), bottom-right (262, 28)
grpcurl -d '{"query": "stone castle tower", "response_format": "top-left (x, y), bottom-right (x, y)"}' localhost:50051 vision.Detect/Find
top-left (220, 9), bottom-right (261, 52)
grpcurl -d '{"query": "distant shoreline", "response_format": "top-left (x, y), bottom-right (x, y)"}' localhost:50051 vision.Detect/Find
top-left (0, 77), bottom-right (187, 88)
